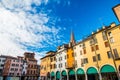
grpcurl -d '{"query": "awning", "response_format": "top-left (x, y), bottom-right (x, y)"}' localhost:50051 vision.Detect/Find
top-left (76, 68), bottom-right (85, 75)
top-left (51, 72), bottom-right (55, 77)
top-left (87, 67), bottom-right (98, 74)
top-left (56, 71), bottom-right (60, 79)
top-left (69, 70), bottom-right (75, 75)
top-left (62, 70), bottom-right (67, 76)
top-left (101, 65), bottom-right (116, 73)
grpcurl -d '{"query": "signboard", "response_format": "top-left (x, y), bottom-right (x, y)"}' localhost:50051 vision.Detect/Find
top-left (113, 4), bottom-right (120, 22)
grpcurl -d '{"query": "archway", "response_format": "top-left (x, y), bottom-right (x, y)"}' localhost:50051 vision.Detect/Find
top-left (47, 72), bottom-right (50, 80)
top-left (76, 68), bottom-right (85, 80)
top-left (100, 64), bottom-right (118, 80)
top-left (56, 71), bottom-right (60, 80)
top-left (68, 69), bottom-right (76, 80)
top-left (61, 70), bottom-right (67, 80)
top-left (87, 67), bottom-right (99, 80)
top-left (51, 71), bottom-right (55, 80)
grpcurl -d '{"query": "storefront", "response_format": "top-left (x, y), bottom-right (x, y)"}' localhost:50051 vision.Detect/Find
top-left (76, 68), bottom-right (85, 80)
top-left (87, 67), bottom-right (99, 80)
top-left (51, 72), bottom-right (55, 80)
top-left (68, 69), bottom-right (76, 80)
top-left (56, 71), bottom-right (60, 80)
top-left (100, 64), bottom-right (118, 80)
top-left (61, 70), bottom-right (67, 80)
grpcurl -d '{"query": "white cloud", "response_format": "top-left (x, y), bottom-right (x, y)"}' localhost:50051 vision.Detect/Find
top-left (0, 0), bottom-right (62, 63)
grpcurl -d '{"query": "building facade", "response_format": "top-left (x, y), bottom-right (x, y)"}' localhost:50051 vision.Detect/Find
top-left (40, 23), bottom-right (120, 80)
top-left (24, 52), bottom-right (38, 80)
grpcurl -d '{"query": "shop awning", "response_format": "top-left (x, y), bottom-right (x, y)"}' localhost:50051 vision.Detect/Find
top-left (62, 70), bottom-right (67, 76)
top-left (101, 65), bottom-right (116, 73)
top-left (51, 72), bottom-right (55, 77)
top-left (56, 71), bottom-right (60, 79)
top-left (69, 70), bottom-right (75, 75)
top-left (76, 68), bottom-right (85, 75)
top-left (87, 67), bottom-right (98, 74)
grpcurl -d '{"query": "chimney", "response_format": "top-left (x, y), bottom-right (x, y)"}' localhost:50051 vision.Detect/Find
top-left (110, 23), bottom-right (116, 27)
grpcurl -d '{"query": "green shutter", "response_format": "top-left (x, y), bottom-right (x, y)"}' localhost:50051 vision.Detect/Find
top-left (101, 65), bottom-right (116, 73)
top-left (62, 70), bottom-right (67, 76)
top-left (56, 71), bottom-right (60, 79)
top-left (69, 70), bottom-right (75, 75)
top-left (51, 72), bottom-right (55, 76)
top-left (87, 67), bottom-right (98, 74)
top-left (77, 68), bottom-right (85, 74)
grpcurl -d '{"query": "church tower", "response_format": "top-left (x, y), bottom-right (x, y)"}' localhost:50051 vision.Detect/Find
top-left (69, 31), bottom-right (76, 47)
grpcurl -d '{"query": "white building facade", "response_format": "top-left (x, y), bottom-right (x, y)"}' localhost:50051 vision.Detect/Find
top-left (56, 44), bottom-right (68, 80)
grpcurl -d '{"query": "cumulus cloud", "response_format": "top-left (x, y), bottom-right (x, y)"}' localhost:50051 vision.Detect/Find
top-left (0, 0), bottom-right (63, 63)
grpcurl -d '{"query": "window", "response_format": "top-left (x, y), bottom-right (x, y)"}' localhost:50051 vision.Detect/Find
top-left (2, 60), bottom-right (5, 62)
top-left (108, 32), bottom-right (112, 37)
top-left (75, 60), bottom-right (77, 68)
top-left (67, 54), bottom-right (69, 58)
top-left (97, 54), bottom-right (101, 60)
top-left (80, 50), bottom-right (82, 55)
top-left (50, 65), bottom-right (52, 69)
top-left (59, 64), bottom-right (60, 68)
top-left (72, 53), bottom-right (74, 57)
top-left (61, 63), bottom-right (62, 67)
top-left (51, 58), bottom-right (53, 62)
top-left (61, 57), bottom-right (62, 61)
top-left (65, 62), bottom-right (66, 67)
top-left (65, 55), bottom-right (66, 59)
top-left (81, 59), bottom-right (84, 67)
top-left (96, 45), bottom-right (99, 50)
top-left (59, 57), bottom-right (60, 61)
top-left (91, 46), bottom-right (94, 52)
top-left (107, 51), bottom-right (112, 58)
top-left (110, 37), bottom-right (114, 43)
top-left (54, 64), bottom-right (56, 68)
top-left (102, 31), bottom-right (107, 40)
top-left (104, 41), bottom-right (109, 47)
top-left (74, 52), bottom-right (76, 56)
top-left (83, 58), bottom-right (88, 64)
top-left (74, 47), bottom-right (76, 49)
top-left (113, 49), bottom-right (119, 59)
top-left (83, 48), bottom-right (86, 54)
top-left (54, 57), bottom-right (56, 61)
top-left (83, 43), bottom-right (85, 48)
top-left (93, 56), bottom-right (96, 62)
top-left (79, 44), bottom-right (82, 47)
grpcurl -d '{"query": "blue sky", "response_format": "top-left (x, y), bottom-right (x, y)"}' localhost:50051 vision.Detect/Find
top-left (0, 0), bottom-right (119, 62)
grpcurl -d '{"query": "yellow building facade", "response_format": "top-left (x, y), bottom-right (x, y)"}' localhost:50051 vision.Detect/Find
top-left (40, 23), bottom-right (120, 80)
top-left (40, 51), bottom-right (55, 80)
